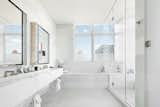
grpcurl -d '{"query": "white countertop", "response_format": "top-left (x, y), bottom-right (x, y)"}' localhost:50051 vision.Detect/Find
top-left (0, 68), bottom-right (64, 107)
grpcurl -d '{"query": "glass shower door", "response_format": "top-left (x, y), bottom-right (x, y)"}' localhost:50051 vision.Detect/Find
top-left (125, 0), bottom-right (135, 106)
top-left (108, 0), bottom-right (126, 101)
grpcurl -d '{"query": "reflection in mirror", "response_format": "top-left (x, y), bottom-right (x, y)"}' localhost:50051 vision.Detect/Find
top-left (30, 23), bottom-right (49, 64)
top-left (0, 0), bottom-right (23, 65)
top-left (38, 26), bottom-right (49, 64)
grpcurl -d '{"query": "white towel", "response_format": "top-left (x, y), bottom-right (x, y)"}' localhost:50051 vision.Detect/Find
top-left (56, 79), bottom-right (61, 92)
top-left (33, 94), bottom-right (42, 107)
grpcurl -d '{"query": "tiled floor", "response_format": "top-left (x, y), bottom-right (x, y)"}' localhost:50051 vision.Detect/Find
top-left (41, 88), bottom-right (123, 107)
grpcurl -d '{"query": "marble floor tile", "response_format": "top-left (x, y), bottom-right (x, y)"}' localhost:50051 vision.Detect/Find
top-left (42, 88), bottom-right (123, 107)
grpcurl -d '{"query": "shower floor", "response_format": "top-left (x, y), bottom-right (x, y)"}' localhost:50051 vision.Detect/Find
top-left (41, 88), bottom-right (123, 107)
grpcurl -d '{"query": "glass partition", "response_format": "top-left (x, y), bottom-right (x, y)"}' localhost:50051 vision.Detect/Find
top-left (109, 22), bottom-right (126, 101)
top-left (108, 0), bottom-right (135, 106)
top-left (108, 0), bottom-right (126, 101)
top-left (126, 0), bottom-right (135, 106)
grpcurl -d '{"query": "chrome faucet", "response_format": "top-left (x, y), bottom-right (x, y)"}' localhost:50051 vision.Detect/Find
top-left (4, 66), bottom-right (24, 77)
top-left (4, 71), bottom-right (16, 77)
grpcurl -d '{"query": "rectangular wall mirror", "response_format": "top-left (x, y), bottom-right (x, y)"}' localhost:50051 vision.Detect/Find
top-left (37, 26), bottom-right (49, 64)
top-left (31, 23), bottom-right (49, 64)
top-left (0, 0), bottom-right (26, 65)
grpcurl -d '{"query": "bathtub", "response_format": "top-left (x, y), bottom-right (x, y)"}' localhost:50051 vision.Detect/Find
top-left (61, 62), bottom-right (109, 89)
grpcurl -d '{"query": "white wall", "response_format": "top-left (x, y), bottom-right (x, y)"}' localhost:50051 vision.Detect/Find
top-left (0, 31), bottom-right (4, 64)
top-left (11, 0), bottom-right (56, 65)
top-left (146, 0), bottom-right (160, 107)
top-left (56, 24), bottom-right (73, 65)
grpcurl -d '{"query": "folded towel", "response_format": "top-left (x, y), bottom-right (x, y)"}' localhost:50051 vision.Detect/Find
top-left (56, 78), bottom-right (61, 92)
top-left (33, 94), bottom-right (42, 107)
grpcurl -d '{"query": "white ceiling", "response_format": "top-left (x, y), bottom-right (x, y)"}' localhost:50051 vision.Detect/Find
top-left (39, 0), bottom-right (115, 24)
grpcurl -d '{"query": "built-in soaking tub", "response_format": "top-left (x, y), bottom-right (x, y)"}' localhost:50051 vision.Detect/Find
top-left (61, 62), bottom-right (109, 89)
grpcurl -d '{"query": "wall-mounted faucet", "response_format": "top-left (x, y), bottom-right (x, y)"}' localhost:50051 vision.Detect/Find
top-left (4, 71), bottom-right (16, 77)
top-left (4, 66), bottom-right (24, 77)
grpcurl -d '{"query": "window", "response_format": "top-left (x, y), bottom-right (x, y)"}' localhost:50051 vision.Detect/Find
top-left (75, 25), bottom-right (91, 34)
top-left (94, 24), bottom-right (114, 33)
top-left (74, 34), bottom-right (92, 61)
top-left (94, 25), bottom-right (114, 62)
top-left (94, 35), bottom-right (114, 62)
top-left (74, 25), bottom-right (92, 61)
top-left (74, 24), bottom-right (114, 62)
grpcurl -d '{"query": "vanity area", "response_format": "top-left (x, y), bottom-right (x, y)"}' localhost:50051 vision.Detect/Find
top-left (0, 0), bottom-right (61, 107)
top-left (0, 68), bottom-right (63, 107)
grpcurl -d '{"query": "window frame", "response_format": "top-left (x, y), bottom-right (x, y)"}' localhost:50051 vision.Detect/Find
top-left (73, 24), bottom-right (115, 62)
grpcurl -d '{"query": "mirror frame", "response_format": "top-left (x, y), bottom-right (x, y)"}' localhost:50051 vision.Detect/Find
top-left (0, 0), bottom-right (26, 65)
